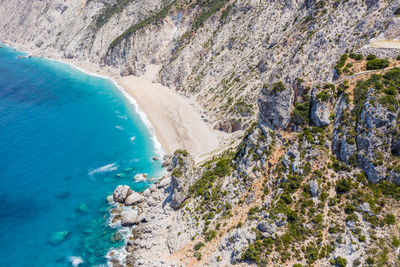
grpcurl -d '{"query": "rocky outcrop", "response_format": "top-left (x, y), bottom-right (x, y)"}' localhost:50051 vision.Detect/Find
top-left (258, 82), bottom-right (294, 129)
top-left (125, 192), bottom-right (144, 206)
top-left (169, 150), bottom-right (195, 209)
top-left (214, 120), bottom-right (242, 133)
top-left (113, 185), bottom-right (132, 203)
top-left (332, 94), bottom-right (357, 163)
top-left (311, 88), bottom-right (332, 127)
top-left (356, 90), bottom-right (398, 183)
top-left (216, 228), bottom-right (256, 264)
top-left (282, 142), bottom-right (303, 175)
top-left (257, 221), bottom-right (276, 235)
top-left (309, 179), bottom-right (320, 197)
top-left (121, 210), bottom-right (139, 227)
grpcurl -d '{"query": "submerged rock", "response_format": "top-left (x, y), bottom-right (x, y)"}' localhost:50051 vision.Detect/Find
top-left (55, 192), bottom-right (70, 199)
top-left (49, 231), bottom-right (71, 245)
top-left (116, 173), bottom-right (126, 178)
top-left (110, 232), bottom-right (122, 243)
top-left (76, 203), bottom-right (89, 213)
top-left (113, 185), bottom-right (132, 203)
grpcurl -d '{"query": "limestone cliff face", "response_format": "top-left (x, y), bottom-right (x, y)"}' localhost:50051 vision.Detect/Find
top-left (0, 0), bottom-right (397, 132)
top-left (3, 1), bottom-right (400, 267)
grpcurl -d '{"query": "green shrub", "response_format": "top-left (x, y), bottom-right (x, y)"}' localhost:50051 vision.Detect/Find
top-left (316, 90), bottom-right (330, 101)
top-left (248, 206), bottom-right (260, 215)
top-left (334, 256), bottom-right (347, 267)
top-left (272, 81), bottom-right (286, 93)
top-left (366, 54), bottom-right (377, 60)
top-left (192, 0), bottom-right (227, 31)
top-left (383, 68), bottom-right (400, 84)
top-left (189, 158), bottom-right (231, 196)
top-left (349, 53), bottom-right (363, 60)
top-left (194, 242), bottom-right (205, 251)
top-left (241, 242), bottom-right (261, 264)
top-left (335, 54), bottom-right (348, 75)
top-left (214, 159), bottom-right (231, 177)
top-left (397, 55), bottom-right (400, 60)
top-left (109, 1), bottom-right (176, 49)
top-left (328, 197), bottom-right (337, 206)
top-left (392, 237), bottom-right (400, 247)
top-left (95, 0), bottom-right (133, 29)
top-left (293, 95), bottom-right (311, 125)
top-left (305, 245), bottom-right (319, 263)
top-left (344, 204), bottom-right (355, 214)
top-left (366, 257), bottom-right (374, 265)
top-left (205, 230), bottom-right (217, 242)
top-left (336, 179), bottom-right (352, 194)
top-left (281, 193), bottom-right (293, 204)
top-left (385, 214), bottom-right (396, 225)
top-left (194, 251), bottom-right (202, 260)
top-left (366, 58), bottom-right (389, 70)
top-left (328, 226), bottom-right (339, 234)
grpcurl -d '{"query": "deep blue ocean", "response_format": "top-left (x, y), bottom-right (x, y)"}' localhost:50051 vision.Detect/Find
top-left (0, 44), bottom-right (162, 266)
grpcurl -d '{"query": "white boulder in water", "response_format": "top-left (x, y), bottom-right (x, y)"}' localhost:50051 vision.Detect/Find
top-left (125, 192), bottom-right (144, 205)
top-left (113, 185), bottom-right (132, 203)
top-left (121, 210), bottom-right (139, 226)
top-left (134, 173), bottom-right (147, 182)
top-left (106, 195), bottom-right (114, 204)
top-left (69, 256), bottom-right (84, 266)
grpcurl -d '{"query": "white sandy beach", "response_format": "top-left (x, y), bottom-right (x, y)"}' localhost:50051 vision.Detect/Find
top-left (1, 41), bottom-right (226, 161)
top-left (66, 60), bottom-right (222, 161)
top-left (67, 60), bottom-right (223, 161)
top-left (115, 65), bottom-right (221, 160)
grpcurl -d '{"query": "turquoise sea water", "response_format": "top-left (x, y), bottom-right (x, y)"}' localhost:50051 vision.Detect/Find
top-left (0, 44), bottom-right (162, 266)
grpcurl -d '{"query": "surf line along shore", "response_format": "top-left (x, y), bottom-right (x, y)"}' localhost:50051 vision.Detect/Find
top-left (114, 64), bottom-right (222, 161)
top-left (59, 58), bottom-right (223, 162)
top-left (4, 39), bottom-right (222, 162)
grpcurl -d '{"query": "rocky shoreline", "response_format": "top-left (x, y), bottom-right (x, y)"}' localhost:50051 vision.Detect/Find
top-left (106, 157), bottom-right (180, 266)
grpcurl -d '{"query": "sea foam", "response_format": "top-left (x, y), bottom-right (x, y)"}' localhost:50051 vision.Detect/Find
top-left (51, 57), bottom-right (164, 158)
top-left (69, 256), bottom-right (84, 267)
top-left (9, 45), bottom-right (165, 159)
top-left (88, 163), bottom-right (118, 177)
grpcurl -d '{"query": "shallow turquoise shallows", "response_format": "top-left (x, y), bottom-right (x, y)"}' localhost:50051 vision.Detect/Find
top-left (0, 44), bottom-right (162, 266)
